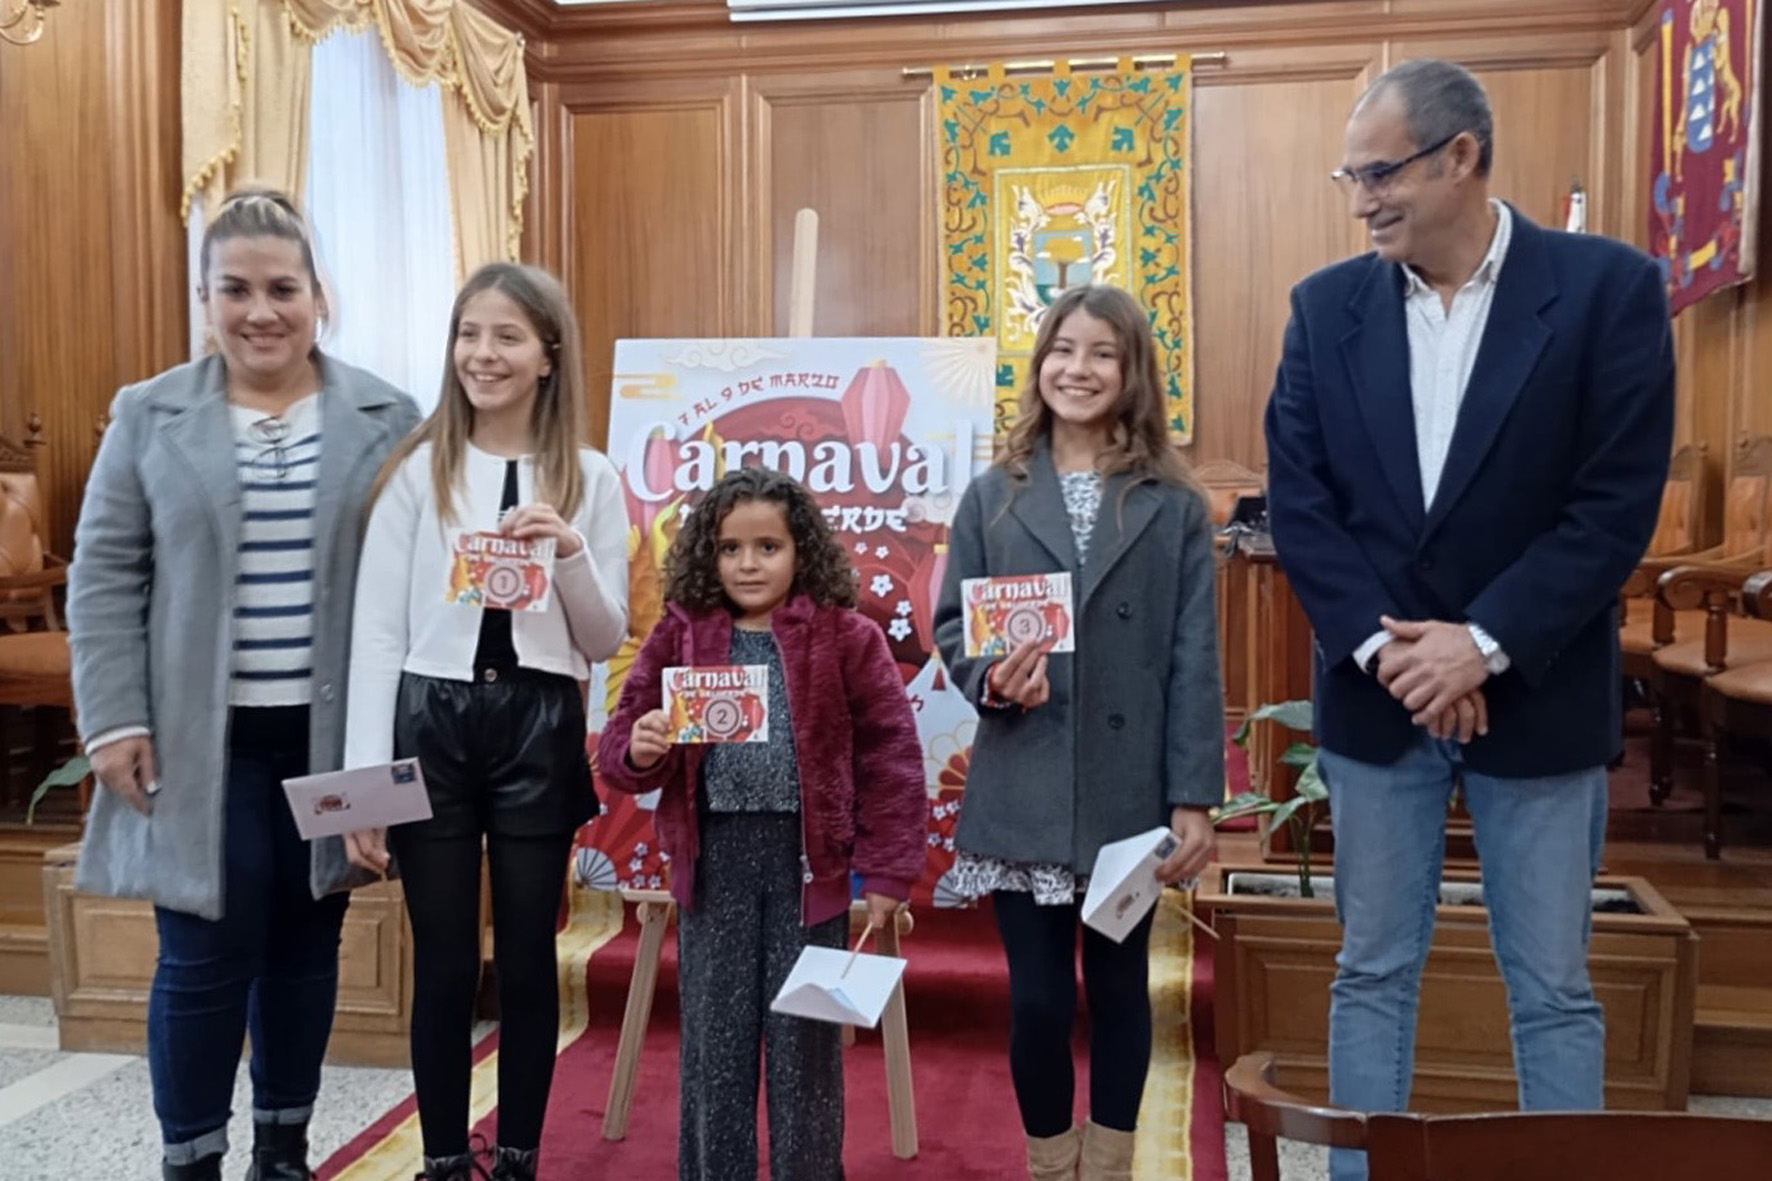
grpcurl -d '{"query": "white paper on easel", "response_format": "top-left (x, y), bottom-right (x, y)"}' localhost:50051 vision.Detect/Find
top-left (770, 945), bottom-right (907, 1029)
top-left (1082, 826), bottom-right (1178, 944)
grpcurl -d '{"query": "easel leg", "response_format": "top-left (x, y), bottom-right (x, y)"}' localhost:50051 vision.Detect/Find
top-left (603, 898), bottom-right (671, 1140)
top-left (877, 920), bottom-right (918, 1159)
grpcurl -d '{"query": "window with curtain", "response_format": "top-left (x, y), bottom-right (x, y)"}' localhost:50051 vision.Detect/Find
top-left (305, 27), bottom-right (456, 411)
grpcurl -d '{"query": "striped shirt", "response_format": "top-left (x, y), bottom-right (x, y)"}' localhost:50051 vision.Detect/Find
top-left (229, 394), bottom-right (321, 706)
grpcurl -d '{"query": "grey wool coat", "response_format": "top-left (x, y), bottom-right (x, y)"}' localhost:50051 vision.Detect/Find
top-left (67, 352), bottom-right (420, 920)
top-left (932, 445), bottom-right (1226, 873)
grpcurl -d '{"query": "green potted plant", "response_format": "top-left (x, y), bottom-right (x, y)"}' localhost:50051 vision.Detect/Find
top-left (28, 753), bottom-right (90, 823)
top-left (1217, 700), bottom-right (1327, 897)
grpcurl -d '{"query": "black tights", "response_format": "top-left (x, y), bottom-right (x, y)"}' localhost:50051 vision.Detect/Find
top-left (992, 889), bottom-right (1155, 1137)
top-left (389, 828), bottom-right (572, 1157)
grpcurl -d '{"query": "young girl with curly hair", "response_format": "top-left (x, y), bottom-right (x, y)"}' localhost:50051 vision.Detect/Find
top-left (598, 465), bottom-right (927, 1180)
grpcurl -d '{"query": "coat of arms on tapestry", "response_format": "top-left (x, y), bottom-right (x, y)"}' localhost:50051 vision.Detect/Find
top-left (937, 58), bottom-right (1196, 441)
top-left (1650, 0), bottom-right (1764, 313)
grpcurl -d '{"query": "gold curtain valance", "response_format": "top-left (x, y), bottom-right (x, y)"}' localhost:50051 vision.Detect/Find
top-left (182, 0), bottom-right (532, 267)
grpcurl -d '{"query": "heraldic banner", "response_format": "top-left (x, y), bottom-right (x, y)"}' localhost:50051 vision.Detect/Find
top-left (1651, 0), bottom-right (1764, 314)
top-left (937, 58), bottom-right (1196, 440)
top-left (577, 338), bottom-right (996, 907)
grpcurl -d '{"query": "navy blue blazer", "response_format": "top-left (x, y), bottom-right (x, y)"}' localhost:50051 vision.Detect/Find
top-left (1263, 209), bottom-right (1674, 777)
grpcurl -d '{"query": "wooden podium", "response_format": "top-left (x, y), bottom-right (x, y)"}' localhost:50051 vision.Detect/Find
top-left (41, 843), bottom-right (415, 1066)
top-left (1218, 532), bottom-right (1315, 854)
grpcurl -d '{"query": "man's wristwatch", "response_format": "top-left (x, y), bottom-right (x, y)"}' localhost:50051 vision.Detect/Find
top-left (1467, 623), bottom-right (1502, 672)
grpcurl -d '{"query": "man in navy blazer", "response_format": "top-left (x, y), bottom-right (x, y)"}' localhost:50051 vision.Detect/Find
top-left (1264, 59), bottom-right (1673, 1180)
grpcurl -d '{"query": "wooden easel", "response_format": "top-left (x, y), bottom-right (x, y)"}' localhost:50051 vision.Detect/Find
top-left (600, 209), bottom-right (921, 1160)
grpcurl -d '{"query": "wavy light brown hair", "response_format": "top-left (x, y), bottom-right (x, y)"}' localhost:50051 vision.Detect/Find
top-left (370, 263), bottom-right (586, 523)
top-left (663, 466), bottom-right (858, 612)
top-left (999, 284), bottom-right (1195, 490)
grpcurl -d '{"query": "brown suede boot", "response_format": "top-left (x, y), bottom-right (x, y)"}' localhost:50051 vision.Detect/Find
top-left (1026, 1123), bottom-right (1082, 1179)
top-left (1078, 1118), bottom-right (1135, 1181)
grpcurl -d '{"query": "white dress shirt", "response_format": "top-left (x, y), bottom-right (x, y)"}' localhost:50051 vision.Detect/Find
top-left (1357, 199), bottom-right (1513, 678)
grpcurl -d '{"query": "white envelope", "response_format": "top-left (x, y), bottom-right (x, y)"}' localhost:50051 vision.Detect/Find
top-left (1082, 826), bottom-right (1178, 943)
top-left (281, 759), bottom-right (434, 840)
top-left (769, 945), bottom-right (907, 1029)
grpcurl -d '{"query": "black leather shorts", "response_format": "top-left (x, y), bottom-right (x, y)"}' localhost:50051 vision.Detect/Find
top-left (393, 668), bottom-right (594, 839)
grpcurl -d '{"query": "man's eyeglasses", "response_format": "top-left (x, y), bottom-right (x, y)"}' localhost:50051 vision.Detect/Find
top-left (1330, 133), bottom-right (1459, 196)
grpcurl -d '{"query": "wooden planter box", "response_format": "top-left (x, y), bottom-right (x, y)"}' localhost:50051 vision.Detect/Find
top-left (1197, 864), bottom-right (1698, 1112)
top-left (41, 843), bottom-right (415, 1067)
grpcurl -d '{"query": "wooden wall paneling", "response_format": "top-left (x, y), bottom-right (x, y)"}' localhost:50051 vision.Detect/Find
top-left (1621, 22), bottom-right (1652, 251)
top-left (751, 70), bottom-right (936, 339)
top-left (1188, 47), bottom-right (1379, 473)
top-left (561, 77), bottom-right (741, 447)
top-left (0, 4), bottom-right (120, 557)
top-left (505, 0), bottom-right (1645, 84)
top-left (1388, 34), bottom-right (1611, 230)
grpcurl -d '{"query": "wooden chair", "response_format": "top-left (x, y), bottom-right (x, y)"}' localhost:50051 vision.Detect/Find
top-left (0, 425), bottom-right (75, 807)
top-left (1225, 1052), bottom-right (1772, 1180)
top-left (1654, 549), bottom-right (1772, 855)
top-left (1665, 568), bottom-right (1772, 860)
top-left (1619, 441), bottom-right (1706, 683)
top-left (601, 888), bottom-right (918, 1159)
top-left (1223, 1051), bottom-right (1369, 1181)
top-left (1364, 1109), bottom-right (1772, 1180)
top-left (1641, 436), bottom-right (1772, 802)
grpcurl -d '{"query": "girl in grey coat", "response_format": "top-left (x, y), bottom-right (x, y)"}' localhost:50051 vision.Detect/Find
top-left (933, 284), bottom-right (1225, 1181)
top-left (67, 188), bottom-right (419, 1181)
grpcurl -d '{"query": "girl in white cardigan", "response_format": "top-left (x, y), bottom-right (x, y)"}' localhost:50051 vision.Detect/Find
top-left (341, 264), bottom-right (628, 1181)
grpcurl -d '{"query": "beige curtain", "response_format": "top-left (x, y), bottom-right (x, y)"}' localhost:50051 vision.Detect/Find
top-left (182, 0), bottom-right (533, 278)
top-left (182, 1), bottom-right (314, 220)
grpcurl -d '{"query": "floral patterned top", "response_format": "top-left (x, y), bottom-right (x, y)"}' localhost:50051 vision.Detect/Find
top-left (948, 469), bottom-right (1103, 905)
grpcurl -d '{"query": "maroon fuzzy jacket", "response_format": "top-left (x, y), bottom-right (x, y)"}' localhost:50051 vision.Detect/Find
top-left (596, 593), bottom-right (927, 926)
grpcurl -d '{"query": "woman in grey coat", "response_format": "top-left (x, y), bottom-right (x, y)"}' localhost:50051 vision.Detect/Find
top-left (66, 188), bottom-right (419, 1181)
top-left (933, 284), bottom-right (1225, 1181)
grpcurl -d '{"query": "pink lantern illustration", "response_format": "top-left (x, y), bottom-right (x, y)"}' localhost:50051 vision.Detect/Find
top-left (839, 360), bottom-right (912, 455)
top-left (907, 541), bottom-right (948, 650)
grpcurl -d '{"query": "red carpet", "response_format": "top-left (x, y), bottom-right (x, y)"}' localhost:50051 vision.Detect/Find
top-left (321, 890), bottom-right (1226, 1180)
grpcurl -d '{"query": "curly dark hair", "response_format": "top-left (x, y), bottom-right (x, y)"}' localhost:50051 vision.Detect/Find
top-left (662, 466), bottom-right (858, 612)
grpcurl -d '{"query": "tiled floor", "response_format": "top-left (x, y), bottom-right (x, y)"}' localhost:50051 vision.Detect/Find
top-left (0, 990), bottom-right (1764, 1178)
top-left (0, 996), bottom-right (415, 1177)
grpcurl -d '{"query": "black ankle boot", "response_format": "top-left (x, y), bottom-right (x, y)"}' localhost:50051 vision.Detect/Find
top-left (415, 1152), bottom-right (482, 1181)
top-left (245, 1120), bottom-right (311, 1181)
top-left (488, 1146), bottom-right (538, 1181)
top-left (161, 1155), bottom-right (222, 1181)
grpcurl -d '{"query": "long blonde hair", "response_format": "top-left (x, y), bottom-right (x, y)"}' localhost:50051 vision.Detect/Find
top-left (370, 263), bottom-right (587, 523)
top-left (999, 284), bottom-right (1195, 490)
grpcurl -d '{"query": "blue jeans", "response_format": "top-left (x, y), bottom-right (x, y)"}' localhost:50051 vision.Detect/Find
top-left (149, 707), bottom-right (349, 1164)
top-left (1319, 732), bottom-right (1608, 1181)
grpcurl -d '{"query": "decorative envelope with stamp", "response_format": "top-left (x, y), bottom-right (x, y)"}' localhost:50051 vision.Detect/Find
top-left (960, 572), bottom-right (1076, 657)
top-left (445, 531), bottom-right (556, 612)
top-left (281, 759), bottom-right (435, 840)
